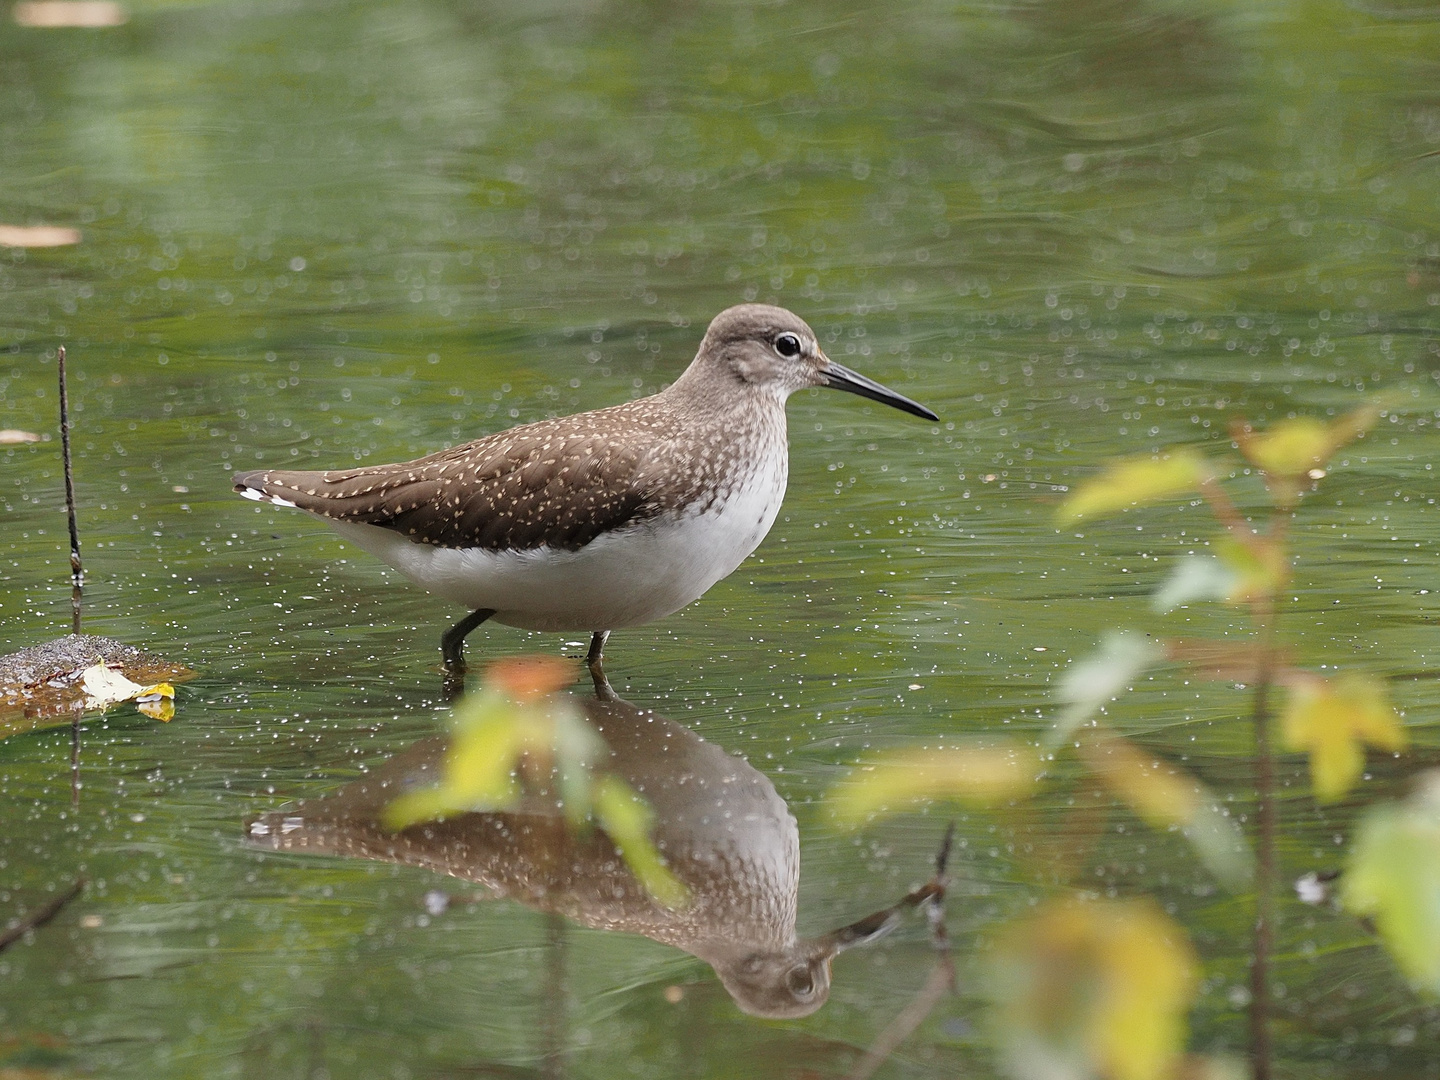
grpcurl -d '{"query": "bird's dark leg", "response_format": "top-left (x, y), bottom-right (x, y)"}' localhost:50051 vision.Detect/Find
top-left (441, 608), bottom-right (496, 672)
top-left (585, 630), bottom-right (614, 701)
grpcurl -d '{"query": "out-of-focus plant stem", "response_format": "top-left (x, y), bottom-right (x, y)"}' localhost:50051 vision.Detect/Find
top-left (1248, 513), bottom-right (1288, 1080)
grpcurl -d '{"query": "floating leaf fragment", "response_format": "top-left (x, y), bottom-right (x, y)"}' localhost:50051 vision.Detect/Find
top-left (79, 663), bottom-right (166, 711)
top-left (0, 634), bottom-right (193, 738)
top-left (12, 0), bottom-right (127, 27)
top-left (991, 897), bottom-right (1198, 1080)
top-left (829, 744), bottom-right (1037, 827)
top-left (0, 224), bottom-right (82, 247)
top-left (1342, 772), bottom-right (1440, 994)
top-left (1056, 449), bottom-right (1209, 525)
top-left (1281, 673), bottom-right (1406, 803)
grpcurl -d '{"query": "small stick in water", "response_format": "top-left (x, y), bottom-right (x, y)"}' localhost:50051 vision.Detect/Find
top-left (57, 345), bottom-right (83, 634)
top-left (0, 876), bottom-right (85, 953)
top-left (845, 824), bottom-right (957, 1080)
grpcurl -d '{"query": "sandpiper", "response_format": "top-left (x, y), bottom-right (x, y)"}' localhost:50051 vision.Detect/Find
top-left (233, 304), bottom-right (936, 675)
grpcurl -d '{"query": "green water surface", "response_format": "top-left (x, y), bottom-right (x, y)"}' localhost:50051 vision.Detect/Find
top-left (3, 0), bottom-right (1440, 1076)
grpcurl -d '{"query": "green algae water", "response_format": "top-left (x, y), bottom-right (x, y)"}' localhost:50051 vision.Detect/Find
top-left (2, 0), bottom-right (1439, 1075)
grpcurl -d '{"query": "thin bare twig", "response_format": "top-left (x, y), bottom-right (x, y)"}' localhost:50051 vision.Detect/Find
top-left (847, 957), bottom-right (955, 1080)
top-left (846, 825), bottom-right (957, 1080)
top-left (1197, 475), bottom-right (1261, 552)
top-left (1249, 595), bottom-right (1279, 1080)
top-left (0, 876), bottom-right (85, 953)
top-left (57, 345), bottom-right (83, 634)
top-left (541, 911), bottom-right (567, 1080)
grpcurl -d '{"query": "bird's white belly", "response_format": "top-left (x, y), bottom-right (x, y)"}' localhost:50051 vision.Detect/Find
top-left (326, 459), bottom-right (787, 632)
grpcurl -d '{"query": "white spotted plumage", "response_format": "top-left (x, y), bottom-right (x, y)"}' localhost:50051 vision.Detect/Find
top-left (233, 303), bottom-right (935, 663)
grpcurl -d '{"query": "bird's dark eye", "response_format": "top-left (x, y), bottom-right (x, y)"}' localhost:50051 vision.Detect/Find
top-left (774, 333), bottom-right (803, 358)
top-left (786, 965), bottom-right (815, 998)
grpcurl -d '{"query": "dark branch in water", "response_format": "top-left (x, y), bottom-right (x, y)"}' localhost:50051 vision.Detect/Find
top-left (57, 346), bottom-right (83, 634)
top-left (845, 824), bottom-right (957, 1080)
top-left (0, 876), bottom-right (85, 953)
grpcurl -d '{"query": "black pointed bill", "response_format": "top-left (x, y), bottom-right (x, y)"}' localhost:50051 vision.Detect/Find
top-left (818, 356), bottom-right (938, 421)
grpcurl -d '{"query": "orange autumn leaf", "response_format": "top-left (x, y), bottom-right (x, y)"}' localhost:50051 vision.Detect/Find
top-left (485, 655), bottom-right (575, 700)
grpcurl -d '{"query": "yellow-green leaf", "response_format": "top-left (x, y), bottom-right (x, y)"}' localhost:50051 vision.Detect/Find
top-left (1281, 674), bottom-right (1407, 803)
top-left (991, 897), bottom-right (1198, 1080)
top-left (1057, 449), bottom-right (1209, 525)
top-left (1342, 772), bottom-right (1440, 994)
top-left (594, 774), bottom-right (689, 910)
top-left (379, 658), bottom-right (682, 911)
top-left (1232, 404), bottom-right (1380, 478)
top-left (1079, 734), bottom-right (1198, 826)
top-left (1078, 734), bottom-right (1252, 891)
top-left (829, 744), bottom-right (1036, 827)
top-left (1213, 535), bottom-right (1288, 605)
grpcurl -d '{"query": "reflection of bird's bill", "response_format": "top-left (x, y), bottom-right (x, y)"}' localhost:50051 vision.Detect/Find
top-left (805, 879), bottom-right (946, 960)
top-left (819, 354), bottom-right (939, 421)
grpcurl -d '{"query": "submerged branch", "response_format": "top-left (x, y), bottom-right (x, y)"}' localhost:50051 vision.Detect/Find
top-left (0, 876), bottom-right (85, 953)
top-left (846, 825), bottom-right (956, 1080)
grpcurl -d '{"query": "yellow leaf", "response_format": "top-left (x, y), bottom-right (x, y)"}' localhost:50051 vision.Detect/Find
top-left (992, 897), bottom-right (1198, 1080)
top-left (1281, 674), bottom-right (1406, 803)
top-left (1057, 449), bottom-right (1209, 525)
top-left (829, 745), bottom-right (1037, 827)
top-left (135, 683), bottom-right (175, 722)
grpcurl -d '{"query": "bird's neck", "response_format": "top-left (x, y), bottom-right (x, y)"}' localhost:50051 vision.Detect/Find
top-left (662, 359), bottom-right (790, 426)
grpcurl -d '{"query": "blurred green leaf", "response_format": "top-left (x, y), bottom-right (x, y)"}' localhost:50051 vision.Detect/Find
top-left (593, 775), bottom-right (689, 911)
top-left (381, 688), bottom-right (529, 830)
top-left (1151, 555), bottom-right (1240, 612)
top-left (1078, 734), bottom-right (1252, 891)
top-left (1342, 773), bottom-right (1440, 995)
top-left (1281, 673), bottom-right (1406, 803)
top-left (1232, 403), bottom-right (1380, 479)
top-left (380, 659), bottom-right (686, 911)
top-left (1047, 631), bottom-right (1166, 748)
top-left (991, 897), bottom-right (1198, 1080)
top-left (1212, 535), bottom-right (1288, 604)
top-left (829, 744), bottom-right (1036, 827)
top-left (1056, 449), bottom-right (1209, 525)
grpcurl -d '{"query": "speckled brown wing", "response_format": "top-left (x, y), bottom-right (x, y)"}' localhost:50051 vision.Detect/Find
top-left (232, 416), bottom-right (676, 553)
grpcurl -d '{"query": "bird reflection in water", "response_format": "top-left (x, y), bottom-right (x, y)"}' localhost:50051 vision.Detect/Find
top-left (247, 690), bottom-right (941, 1019)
